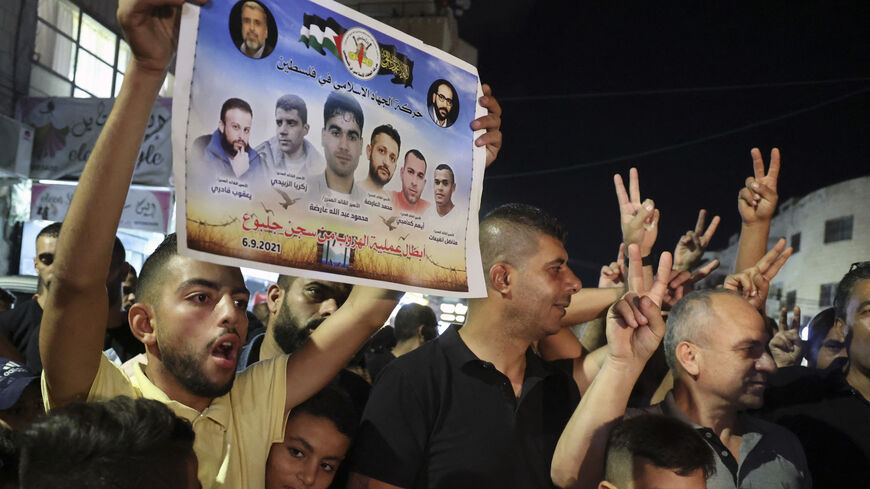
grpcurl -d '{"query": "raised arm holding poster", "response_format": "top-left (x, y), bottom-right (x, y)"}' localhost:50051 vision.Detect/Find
top-left (174, 0), bottom-right (488, 296)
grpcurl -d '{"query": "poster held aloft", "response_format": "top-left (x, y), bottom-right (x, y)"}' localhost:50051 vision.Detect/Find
top-left (174, 0), bottom-right (486, 296)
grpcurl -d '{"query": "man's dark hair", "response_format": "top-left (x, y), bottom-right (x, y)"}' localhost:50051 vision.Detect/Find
top-left (404, 149), bottom-right (427, 173)
top-left (18, 396), bottom-right (195, 489)
top-left (434, 163), bottom-right (455, 185)
top-left (479, 203), bottom-right (567, 277)
top-left (276, 274), bottom-right (297, 293)
top-left (135, 233), bottom-right (179, 306)
top-left (323, 91), bottom-right (364, 132)
top-left (36, 222), bottom-right (62, 240)
top-left (393, 303), bottom-right (437, 342)
top-left (220, 97), bottom-right (253, 122)
top-left (290, 383), bottom-right (358, 439)
top-left (834, 261), bottom-right (870, 320)
top-left (604, 414), bottom-right (715, 486)
top-left (804, 307), bottom-right (836, 367)
top-left (275, 94), bottom-right (308, 124)
top-left (370, 124), bottom-right (401, 150)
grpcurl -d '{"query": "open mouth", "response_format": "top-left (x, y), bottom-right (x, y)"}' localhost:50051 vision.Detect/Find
top-left (210, 335), bottom-right (240, 369)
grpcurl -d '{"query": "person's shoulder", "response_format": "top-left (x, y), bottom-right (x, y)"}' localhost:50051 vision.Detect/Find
top-left (743, 412), bottom-right (804, 445)
top-left (254, 137), bottom-right (271, 155)
top-left (379, 336), bottom-right (447, 380)
top-left (193, 133), bottom-right (211, 151)
top-left (764, 364), bottom-right (846, 411)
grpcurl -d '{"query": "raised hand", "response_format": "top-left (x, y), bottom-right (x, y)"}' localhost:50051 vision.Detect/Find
top-left (738, 148), bottom-right (780, 225)
top-left (598, 243), bottom-right (627, 288)
top-left (723, 238), bottom-right (792, 311)
top-left (770, 306), bottom-right (803, 367)
top-left (118, 0), bottom-right (205, 77)
top-left (606, 245), bottom-right (672, 370)
top-left (661, 259), bottom-right (720, 310)
top-left (673, 209), bottom-right (721, 272)
top-left (471, 84), bottom-right (502, 167)
top-left (614, 168), bottom-right (659, 255)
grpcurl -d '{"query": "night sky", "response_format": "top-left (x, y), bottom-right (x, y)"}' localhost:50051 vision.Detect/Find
top-left (457, 0), bottom-right (869, 284)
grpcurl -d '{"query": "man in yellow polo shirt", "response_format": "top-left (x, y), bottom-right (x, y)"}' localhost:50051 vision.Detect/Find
top-left (36, 1), bottom-right (400, 488)
top-left (40, 1), bottom-right (502, 487)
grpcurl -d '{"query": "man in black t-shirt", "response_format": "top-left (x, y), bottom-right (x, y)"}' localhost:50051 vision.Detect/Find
top-left (0, 224), bottom-right (143, 372)
top-left (760, 261), bottom-right (870, 487)
top-left (348, 204), bottom-right (582, 489)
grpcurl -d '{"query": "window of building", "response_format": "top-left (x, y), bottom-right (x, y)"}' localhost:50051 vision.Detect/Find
top-left (790, 233), bottom-right (801, 253)
top-left (770, 282), bottom-right (783, 301)
top-left (819, 283), bottom-right (838, 308)
top-left (824, 216), bottom-right (854, 244)
top-left (30, 0), bottom-right (173, 98)
top-left (785, 290), bottom-right (796, 310)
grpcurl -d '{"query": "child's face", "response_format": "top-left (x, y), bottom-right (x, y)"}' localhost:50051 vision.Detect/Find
top-left (266, 412), bottom-right (351, 489)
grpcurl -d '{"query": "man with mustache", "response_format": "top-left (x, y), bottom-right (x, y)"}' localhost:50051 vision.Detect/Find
top-left (39, 1), bottom-right (402, 487)
top-left (238, 1), bottom-right (272, 59)
top-left (238, 276), bottom-right (352, 370)
top-left (359, 125), bottom-right (401, 199)
top-left (390, 150), bottom-right (430, 214)
top-left (428, 81), bottom-right (457, 128)
top-left (310, 91), bottom-right (366, 201)
top-left (193, 97), bottom-right (265, 182)
top-left (255, 94), bottom-right (325, 176)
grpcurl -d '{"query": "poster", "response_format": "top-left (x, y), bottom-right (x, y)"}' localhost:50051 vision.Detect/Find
top-left (174, 0), bottom-right (486, 296)
top-left (16, 97), bottom-right (173, 186)
top-left (31, 182), bottom-right (173, 234)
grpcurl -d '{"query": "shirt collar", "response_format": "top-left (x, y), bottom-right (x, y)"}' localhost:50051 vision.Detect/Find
top-left (660, 391), bottom-right (765, 437)
top-left (439, 324), bottom-right (558, 381)
top-left (132, 362), bottom-right (232, 429)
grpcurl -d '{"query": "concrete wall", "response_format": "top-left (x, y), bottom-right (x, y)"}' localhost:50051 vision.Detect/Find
top-left (703, 175), bottom-right (870, 321)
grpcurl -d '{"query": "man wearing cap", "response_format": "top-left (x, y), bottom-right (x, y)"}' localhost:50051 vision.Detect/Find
top-left (0, 359), bottom-right (42, 430)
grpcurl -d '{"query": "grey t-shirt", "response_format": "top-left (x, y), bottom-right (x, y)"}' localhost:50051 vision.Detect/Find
top-left (627, 391), bottom-right (811, 489)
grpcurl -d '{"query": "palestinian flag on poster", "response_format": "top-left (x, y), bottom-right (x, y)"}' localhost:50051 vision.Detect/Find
top-left (299, 14), bottom-right (345, 60)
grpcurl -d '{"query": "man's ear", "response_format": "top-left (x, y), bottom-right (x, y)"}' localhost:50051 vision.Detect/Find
top-left (489, 263), bottom-right (512, 295)
top-left (676, 341), bottom-right (700, 377)
top-left (598, 482), bottom-right (618, 489)
top-left (302, 123), bottom-right (309, 136)
top-left (129, 303), bottom-right (156, 347)
top-left (266, 283), bottom-right (283, 315)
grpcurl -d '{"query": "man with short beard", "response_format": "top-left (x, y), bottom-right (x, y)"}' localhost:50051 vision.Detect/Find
top-left (40, 3), bottom-right (502, 487)
top-left (38, 1), bottom-right (408, 487)
top-left (193, 97), bottom-right (265, 182)
top-left (359, 125), bottom-right (401, 198)
top-left (238, 275), bottom-right (352, 370)
top-left (255, 94), bottom-right (324, 175)
top-left (310, 91), bottom-right (365, 200)
top-left (428, 81), bottom-right (457, 127)
top-left (238, 1), bottom-right (272, 59)
top-left (390, 150), bottom-right (430, 214)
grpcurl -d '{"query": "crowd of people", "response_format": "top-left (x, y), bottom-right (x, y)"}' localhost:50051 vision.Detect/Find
top-left (0, 1), bottom-right (865, 488)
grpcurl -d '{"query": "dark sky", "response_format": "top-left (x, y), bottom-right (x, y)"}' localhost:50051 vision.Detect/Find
top-left (457, 0), bottom-right (870, 284)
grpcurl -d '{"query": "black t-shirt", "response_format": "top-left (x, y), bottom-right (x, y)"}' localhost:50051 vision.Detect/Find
top-left (350, 325), bottom-right (581, 489)
top-left (758, 359), bottom-right (870, 487)
top-left (0, 299), bottom-right (43, 373)
top-left (364, 350), bottom-right (396, 383)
